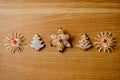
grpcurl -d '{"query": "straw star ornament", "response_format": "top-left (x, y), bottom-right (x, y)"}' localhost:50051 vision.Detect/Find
top-left (50, 28), bottom-right (71, 52)
top-left (94, 31), bottom-right (116, 53)
top-left (4, 33), bottom-right (26, 53)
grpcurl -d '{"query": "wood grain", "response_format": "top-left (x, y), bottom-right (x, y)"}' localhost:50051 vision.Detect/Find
top-left (0, 0), bottom-right (120, 80)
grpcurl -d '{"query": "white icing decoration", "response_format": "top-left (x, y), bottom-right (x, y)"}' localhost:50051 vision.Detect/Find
top-left (30, 34), bottom-right (44, 51)
top-left (77, 34), bottom-right (92, 50)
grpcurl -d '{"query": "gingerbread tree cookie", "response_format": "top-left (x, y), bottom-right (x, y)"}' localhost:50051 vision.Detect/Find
top-left (30, 34), bottom-right (44, 51)
top-left (77, 34), bottom-right (92, 50)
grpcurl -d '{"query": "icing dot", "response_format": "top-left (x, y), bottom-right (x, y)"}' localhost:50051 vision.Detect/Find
top-left (59, 38), bottom-right (63, 42)
top-left (103, 39), bottom-right (107, 43)
top-left (12, 40), bottom-right (17, 44)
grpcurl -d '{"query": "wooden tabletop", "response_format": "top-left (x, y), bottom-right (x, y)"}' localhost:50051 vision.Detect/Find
top-left (0, 0), bottom-right (120, 80)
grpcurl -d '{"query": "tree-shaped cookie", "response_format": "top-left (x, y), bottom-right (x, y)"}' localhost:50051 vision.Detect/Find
top-left (30, 34), bottom-right (44, 51)
top-left (77, 34), bottom-right (92, 50)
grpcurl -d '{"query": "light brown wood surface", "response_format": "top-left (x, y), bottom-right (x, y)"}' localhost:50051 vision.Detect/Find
top-left (0, 0), bottom-right (120, 80)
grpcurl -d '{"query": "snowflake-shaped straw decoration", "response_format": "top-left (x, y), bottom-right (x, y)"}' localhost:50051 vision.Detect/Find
top-left (50, 28), bottom-right (71, 52)
top-left (94, 31), bottom-right (116, 53)
top-left (4, 33), bottom-right (26, 53)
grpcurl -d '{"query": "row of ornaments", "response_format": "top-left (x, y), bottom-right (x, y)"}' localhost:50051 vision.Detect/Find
top-left (4, 28), bottom-right (116, 53)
